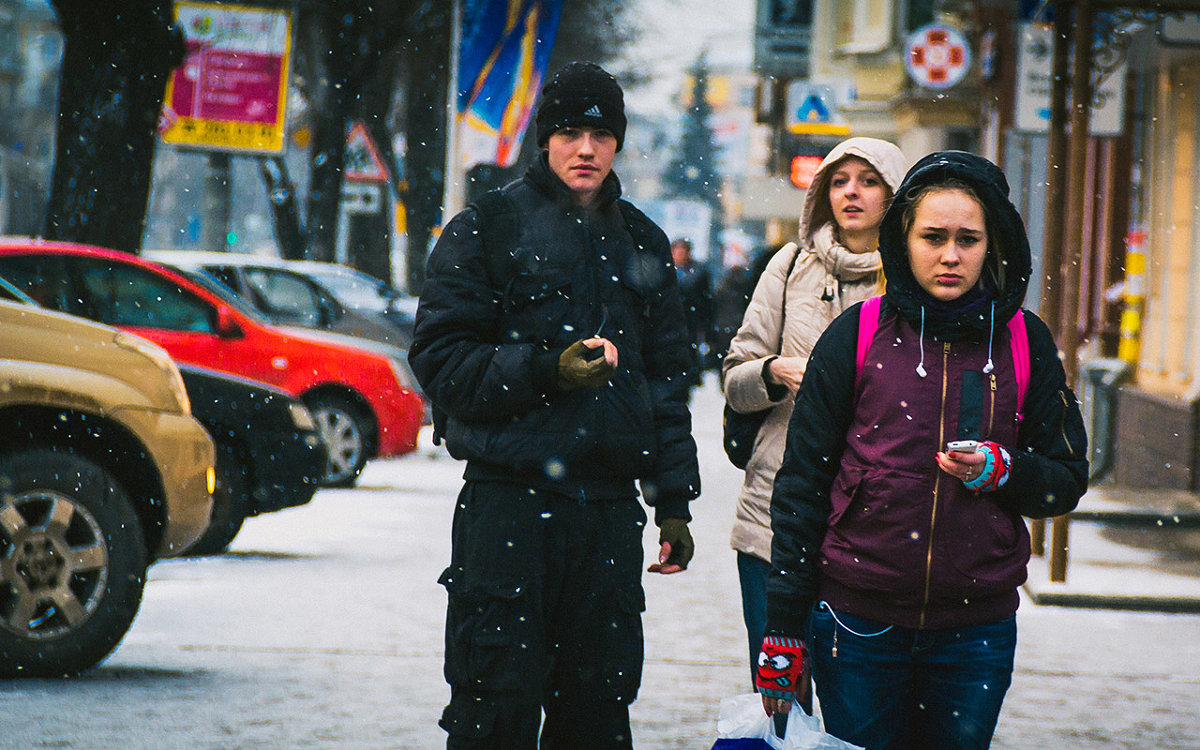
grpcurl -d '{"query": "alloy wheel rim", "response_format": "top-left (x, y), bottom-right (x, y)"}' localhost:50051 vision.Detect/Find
top-left (313, 407), bottom-right (363, 482)
top-left (0, 491), bottom-right (109, 639)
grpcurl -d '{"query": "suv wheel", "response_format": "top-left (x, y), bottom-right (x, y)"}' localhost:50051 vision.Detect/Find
top-left (185, 443), bottom-right (248, 556)
top-left (306, 393), bottom-right (369, 487)
top-left (0, 449), bottom-right (148, 677)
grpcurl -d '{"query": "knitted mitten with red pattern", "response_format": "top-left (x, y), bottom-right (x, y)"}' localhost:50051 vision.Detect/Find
top-left (962, 441), bottom-right (1011, 492)
top-left (755, 635), bottom-right (809, 701)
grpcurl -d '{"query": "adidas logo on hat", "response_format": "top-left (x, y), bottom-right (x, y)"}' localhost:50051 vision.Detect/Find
top-left (584, 105), bottom-right (602, 118)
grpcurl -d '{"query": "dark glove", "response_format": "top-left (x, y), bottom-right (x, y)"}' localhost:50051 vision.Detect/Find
top-left (755, 635), bottom-right (810, 701)
top-left (654, 518), bottom-right (694, 570)
top-left (557, 340), bottom-right (615, 390)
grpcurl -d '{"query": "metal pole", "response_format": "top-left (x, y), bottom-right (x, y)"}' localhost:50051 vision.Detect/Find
top-left (1031, 4), bottom-right (1072, 558)
top-left (203, 151), bottom-right (232, 252)
top-left (1061, 0), bottom-right (1093, 386)
top-left (1039, 7), bottom-right (1070, 330)
top-left (1048, 0), bottom-right (1094, 584)
top-left (442, 0), bottom-right (465, 222)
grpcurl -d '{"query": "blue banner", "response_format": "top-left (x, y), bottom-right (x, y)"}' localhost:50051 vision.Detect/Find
top-left (457, 0), bottom-right (563, 168)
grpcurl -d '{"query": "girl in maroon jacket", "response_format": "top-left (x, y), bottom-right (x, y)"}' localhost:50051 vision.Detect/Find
top-left (755, 151), bottom-right (1088, 750)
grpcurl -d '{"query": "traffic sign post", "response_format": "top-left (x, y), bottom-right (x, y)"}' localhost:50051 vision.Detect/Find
top-left (339, 122), bottom-right (391, 273)
top-left (905, 25), bottom-right (971, 90)
top-left (344, 122), bottom-right (390, 184)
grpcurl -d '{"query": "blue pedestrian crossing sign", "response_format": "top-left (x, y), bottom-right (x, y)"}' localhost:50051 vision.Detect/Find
top-left (796, 94), bottom-right (829, 122)
top-left (785, 81), bottom-right (851, 135)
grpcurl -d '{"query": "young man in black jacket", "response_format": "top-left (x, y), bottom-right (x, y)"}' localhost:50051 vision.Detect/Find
top-left (409, 62), bottom-right (701, 750)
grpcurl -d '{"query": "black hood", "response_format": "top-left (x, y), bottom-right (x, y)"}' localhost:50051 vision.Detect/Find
top-left (879, 151), bottom-right (1032, 338)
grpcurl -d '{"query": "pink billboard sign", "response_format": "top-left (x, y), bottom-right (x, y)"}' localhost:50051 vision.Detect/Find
top-left (160, 2), bottom-right (292, 153)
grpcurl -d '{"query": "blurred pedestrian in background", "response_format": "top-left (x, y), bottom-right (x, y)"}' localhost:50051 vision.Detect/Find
top-left (722, 137), bottom-right (907, 684)
top-left (671, 237), bottom-right (714, 389)
top-left (709, 260), bottom-right (758, 382)
top-left (758, 151), bottom-right (1088, 749)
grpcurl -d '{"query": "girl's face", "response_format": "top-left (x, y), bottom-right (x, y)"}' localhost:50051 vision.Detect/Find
top-left (906, 188), bottom-right (988, 302)
top-left (828, 157), bottom-right (889, 238)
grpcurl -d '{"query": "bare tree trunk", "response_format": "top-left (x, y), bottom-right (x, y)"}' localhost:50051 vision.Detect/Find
top-left (45, 1), bottom-right (183, 253)
top-left (401, 4), bottom-right (452, 296)
top-left (258, 156), bottom-right (305, 260)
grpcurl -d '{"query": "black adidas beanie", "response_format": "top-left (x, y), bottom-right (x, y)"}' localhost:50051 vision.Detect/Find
top-left (535, 62), bottom-right (626, 151)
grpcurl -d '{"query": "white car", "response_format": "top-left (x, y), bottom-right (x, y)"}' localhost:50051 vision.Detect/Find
top-left (144, 250), bottom-right (414, 349)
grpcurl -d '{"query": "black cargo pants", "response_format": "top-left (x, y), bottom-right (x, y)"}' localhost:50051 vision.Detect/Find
top-left (437, 481), bottom-right (648, 749)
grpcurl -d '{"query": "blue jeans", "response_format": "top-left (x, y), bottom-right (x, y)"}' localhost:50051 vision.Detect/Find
top-left (809, 604), bottom-right (1016, 750)
top-left (736, 551), bottom-right (770, 688)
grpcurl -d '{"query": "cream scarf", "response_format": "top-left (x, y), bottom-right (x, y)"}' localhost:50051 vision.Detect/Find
top-left (808, 222), bottom-right (882, 304)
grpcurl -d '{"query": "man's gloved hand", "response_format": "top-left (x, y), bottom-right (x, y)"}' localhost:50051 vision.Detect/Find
top-left (557, 340), bottom-right (615, 390)
top-left (756, 634), bottom-right (810, 713)
top-left (647, 518), bottom-right (693, 574)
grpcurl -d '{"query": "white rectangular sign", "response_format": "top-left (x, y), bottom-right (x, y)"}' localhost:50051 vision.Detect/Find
top-left (1014, 22), bottom-right (1125, 136)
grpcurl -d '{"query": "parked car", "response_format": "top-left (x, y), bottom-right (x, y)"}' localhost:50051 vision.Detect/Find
top-left (0, 298), bottom-right (215, 677)
top-left (0, 239), bottom-right (425, 487)
top-left (275, 259), bottom-right (417, 341)
top-left (179, 364), bottom-right (326, 554)
top-left (0, 274), bottom-right (34, 303)
top-left (0, 274), bottom-right (327, 554)
top-left (144, 250), bottom-right (413, 348)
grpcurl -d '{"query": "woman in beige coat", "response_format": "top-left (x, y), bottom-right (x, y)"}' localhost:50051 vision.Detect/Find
top-left (722, 137), bottom-right (906, 681)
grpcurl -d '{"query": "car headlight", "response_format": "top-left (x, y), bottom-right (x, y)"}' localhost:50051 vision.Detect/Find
top-left (115, 332), bottom-right (192, 414)
top-left (288, 401), bottom-right (316, 431)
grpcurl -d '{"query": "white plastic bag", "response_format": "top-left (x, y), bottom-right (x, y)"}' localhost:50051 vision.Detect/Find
top-left (712, 693), bottom-right (863, 750)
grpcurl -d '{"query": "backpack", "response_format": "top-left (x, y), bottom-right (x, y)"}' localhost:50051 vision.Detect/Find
top-left (429, 190), bottom-right (660, 445)
top-left (854, 295), bottom-right (1030, 418)
top-left (721, 244), bottom-right (802, 469)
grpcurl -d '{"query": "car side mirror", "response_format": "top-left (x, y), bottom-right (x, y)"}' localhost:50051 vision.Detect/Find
top-left (216, 305), bottom-right (244, 339)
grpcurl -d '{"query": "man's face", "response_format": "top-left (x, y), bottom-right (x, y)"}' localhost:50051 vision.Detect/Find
top-left (547, 126), bottom-right (617, 206)
top-left (671, 242), bottom-right (691, 267)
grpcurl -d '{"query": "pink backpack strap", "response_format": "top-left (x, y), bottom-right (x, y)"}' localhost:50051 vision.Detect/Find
top-left (1007, 309), bottom-right (1030, 415)
top-left (855, 296), bottom-right (883, 387)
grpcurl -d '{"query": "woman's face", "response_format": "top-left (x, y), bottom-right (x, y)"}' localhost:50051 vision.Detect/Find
top-left (906, 188), bottom-right (988, 302)
top-left (828, 157), bottom-right (889, 238)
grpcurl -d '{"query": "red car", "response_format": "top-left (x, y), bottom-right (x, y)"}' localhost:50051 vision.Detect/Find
top-left (0, 239), bottom-right (424, 487)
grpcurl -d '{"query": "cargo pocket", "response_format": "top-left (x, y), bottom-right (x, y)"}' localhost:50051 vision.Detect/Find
top-left (438, 694), bottom-right (496, 740)
top-left (439, 566), bottom-right (539, 694)
top-left (599, 584), bottom-right (646, 703)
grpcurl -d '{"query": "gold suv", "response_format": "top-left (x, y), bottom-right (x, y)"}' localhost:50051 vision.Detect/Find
top-left (0, 298), bottom-right (214, 677)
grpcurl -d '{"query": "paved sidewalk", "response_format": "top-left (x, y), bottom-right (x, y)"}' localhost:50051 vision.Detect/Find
top-left (1023, 483), bottom-right (1200, 612)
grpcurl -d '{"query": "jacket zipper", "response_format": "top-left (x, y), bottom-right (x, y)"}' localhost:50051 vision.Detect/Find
top-left (921, 341), bottom-right (952, 628)
top-left (987, 373), bottom-right (997, 437)
top-left (1059, 391), bottom-right (1076, 454)
top-left (581, 210), bottom-right (606, 431)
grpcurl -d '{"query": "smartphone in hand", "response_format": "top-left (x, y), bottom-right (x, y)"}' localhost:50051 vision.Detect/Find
top-left (946, 439), bottom-right (979, 454)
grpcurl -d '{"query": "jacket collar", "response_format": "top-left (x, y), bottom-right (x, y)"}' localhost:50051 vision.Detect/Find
top-left (525, 151), bottom-right (622, 211)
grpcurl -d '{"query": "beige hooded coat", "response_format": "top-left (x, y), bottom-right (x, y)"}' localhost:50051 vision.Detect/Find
top-left (722, 137), bottom-right (907, 562)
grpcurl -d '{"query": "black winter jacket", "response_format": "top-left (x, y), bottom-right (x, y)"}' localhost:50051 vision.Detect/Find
top-left (766, 152), bottom-right (1089, 635)
top-left (408, 155), bottom-right (701, 522)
